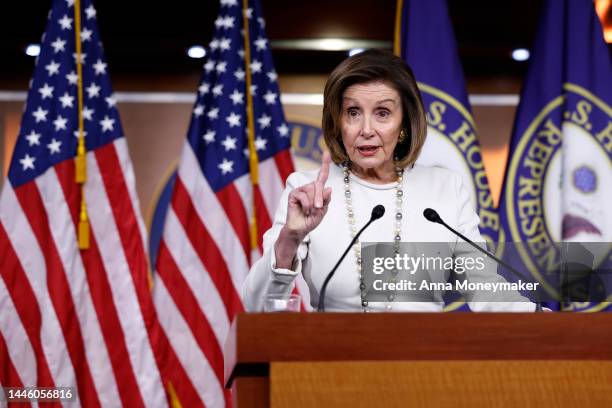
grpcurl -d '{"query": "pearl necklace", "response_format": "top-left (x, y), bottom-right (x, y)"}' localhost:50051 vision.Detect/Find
top-left (342, 162), bottom-right (404, 312)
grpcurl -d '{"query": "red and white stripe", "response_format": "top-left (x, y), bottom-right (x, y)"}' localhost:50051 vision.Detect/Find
top-left (0, 139), bottom-right (168, 407)
top-left (152, 142), bottom-right (304, 407)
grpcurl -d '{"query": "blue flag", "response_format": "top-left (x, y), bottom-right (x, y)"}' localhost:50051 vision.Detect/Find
top-left (396, 0), bottom-right (499, 244)
top-left (396, 0), bottom-right (499, 311)
top-left (498, 0), bottom-right (612, 312)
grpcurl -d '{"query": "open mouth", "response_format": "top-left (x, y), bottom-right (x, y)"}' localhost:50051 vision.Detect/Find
top-left (562, 213), bottom-right (602, 239)
top-left (357, 146), bottom-right (379, 155)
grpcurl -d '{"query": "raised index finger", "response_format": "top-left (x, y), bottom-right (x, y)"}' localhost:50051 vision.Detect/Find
top-left (314, 151), bottom-right (331, 208)
top-left (316, 151), bottom-right (331, 186)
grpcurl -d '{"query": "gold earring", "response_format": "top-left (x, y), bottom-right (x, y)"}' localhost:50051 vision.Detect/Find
top-left (398, 129), bottom-right (406, 143)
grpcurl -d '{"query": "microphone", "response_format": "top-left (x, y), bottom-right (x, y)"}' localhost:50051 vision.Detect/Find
top-left (317, 205), bottom-right (385, 312)
top-left (423, 208), bottom-right (543, 312)
top-left (423, 208), bottom-right (442, 224)
top-left (372, 204), bottom-right (385, 221)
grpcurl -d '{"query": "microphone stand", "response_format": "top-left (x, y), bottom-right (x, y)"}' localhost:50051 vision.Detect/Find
top-left (317, 206), bottom-right (384, 312)
top-left (424, 209), bottom-right (543, 312)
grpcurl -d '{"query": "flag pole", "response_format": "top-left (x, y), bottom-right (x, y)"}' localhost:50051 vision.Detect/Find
top-left (74, 0), bottom-right (90, 249)
top-left (242, 0), bottom-right (260, 251)
top-left (393, 0), bottom-right (404, 56)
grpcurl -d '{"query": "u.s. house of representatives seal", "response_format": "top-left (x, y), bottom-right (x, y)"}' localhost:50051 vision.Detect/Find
top-left (505, 83), bottom-right (612, 310)
top-left (415, 83), bottom-right (500, 246)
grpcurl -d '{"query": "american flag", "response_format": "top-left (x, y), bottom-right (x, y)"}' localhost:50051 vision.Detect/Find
top-left (0, 0), bottom-right (168, 406)
top-left (152, 0), bottom-right (308, 406)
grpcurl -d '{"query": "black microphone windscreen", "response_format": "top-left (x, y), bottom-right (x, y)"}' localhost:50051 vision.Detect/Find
top-left (372, 205), bottom-right (385, 220)
top-left (423, 208), bottom-right (442, 223)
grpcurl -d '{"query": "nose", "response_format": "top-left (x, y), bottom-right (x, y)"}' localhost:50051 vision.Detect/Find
top-left (360, 115), bottom-right (375, 138)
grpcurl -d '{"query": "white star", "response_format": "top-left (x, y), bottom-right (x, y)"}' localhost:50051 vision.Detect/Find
top-left (250, 59), bottom-right (262, 74)
top-left (219, 37), bottom-right (231, 51)
top-left (255, 136), bottom-right (268, 151)
top-left (53, 115), bottom-right (68, 131)
top-left (100, 115), bottom-right (115, 132)
top-left (38, 83), bottom-right (54, 99)
top-left (58, 15), bottom-right (72, 30)
top-left (203, 130), bottom-right (215, 144)
top-left (105, 95), bottom-right (117, 108)
top-left (229, 90), bottom-right (244, 105)
top-left (59, 92), bottom-right (74, 108)
top-left (93, 59), bottom-right (107, 75)
top-left (45, 60), bottom-right (60, 76)
top-left (204, 60), bottom-right (216, 72)
top-left (223, 16), bottom-right (235, 28)
top-left (20, 154), bottom-right (36, 170)
top-left (207, 108), bottom-right (219, 120)
top-left (198, 82), bottom-right (210, 95)
top-left (226, 112), bottom-right (241, 127)
top-left (257, 114), bottom-right (271, 129)
top-left (250, 85), bottom-right (257, 96)
top-left (86, 83), bottom-right (101, 98)
top-left (234, 68), bottom-right (245, 81)
top-left (218, 158), bottom-right (234, 175)
top-left (65, 0), bottom-right (75, 6)
top-left (25, 130), bottom-right (41, 146)
top-left (254, 37), bottom-right (268, 51)
top-left (220, 0), bottom-right (238, 6)
top-left (245, 8), bottom-right (253, 19)
top-left (216, 61), bottom-right (227, 73)
top-left (214, 16), bottom-right (225, 28)
top-left (267, 70), bottom-right (278, 82)
top-left (237, 48), bottom-right (245, 59)
top-left (243, 148), bottom-right (250, 157)
top-left (82, 106), bottom-right (94, 120)
top-left (257, 17), bottom-right (266, 28)
top-left (72, 52), bottom-right (87, 65)
top-left (81, 28), bottom-right (93, 42)
top-left (221, 136), bottom-right (237, 151)
top-left (85, 5), bottom-right (97, 19)
top-left (263, 91), bottom-right (277, 105)
top-left (193, 104), bottom-right (204, 117)
top-left (73, 130), bottom-right (88, 138)
top-left (212, 84), bottom-right (223, 97)
top-left (277, 123), bottom-right (289, 137)
top-left (209, 38), bottom-right (220, 50)
top-left (47, 138), bottom-right (62, 154)
top-left (66, 71), bottom-right (78, 85)
top-left (32, 107), bottom-right (48, 122)
top-left (51, 38), bottom-right (66, 53)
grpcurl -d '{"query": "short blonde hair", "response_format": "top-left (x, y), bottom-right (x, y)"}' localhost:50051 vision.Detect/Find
top-left (322, 49), bottom-right (427, 169)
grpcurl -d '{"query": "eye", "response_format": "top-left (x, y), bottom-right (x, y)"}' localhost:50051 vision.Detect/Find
top-left (346, 107), bottom-right (359, 117)
top-left (377, 109), bottom-right (391, 118)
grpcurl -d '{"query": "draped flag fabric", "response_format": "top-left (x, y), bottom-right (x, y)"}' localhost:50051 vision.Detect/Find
top-left (396, 0), bottom-right (498, 311)
top-left (151, 0), bottom-right (306, 406)
top-left (0, 0), bottom-right (168, 406)
top-left (395, 0), bottom-right (499, 246)
top-left (498, 0), bottom-right (612, 312)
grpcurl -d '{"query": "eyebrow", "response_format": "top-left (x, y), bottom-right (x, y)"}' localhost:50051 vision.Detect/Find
top-left (376, 99), bottom-right (398, 105)
top-left (342, 97), bottom-right (398, 105)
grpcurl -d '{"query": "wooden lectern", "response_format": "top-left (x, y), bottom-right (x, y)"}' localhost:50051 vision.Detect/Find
top-left (225, 313), bottom-right (612, 407)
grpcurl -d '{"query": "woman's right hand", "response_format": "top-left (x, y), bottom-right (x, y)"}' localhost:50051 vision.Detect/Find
top-left (285, 151), bottom-right (333, 239)
top-left (274, 152), bottom-right (333, 269)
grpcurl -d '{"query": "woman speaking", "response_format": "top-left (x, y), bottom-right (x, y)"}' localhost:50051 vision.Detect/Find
top-left (243, 49), bottom-right (536, 312)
